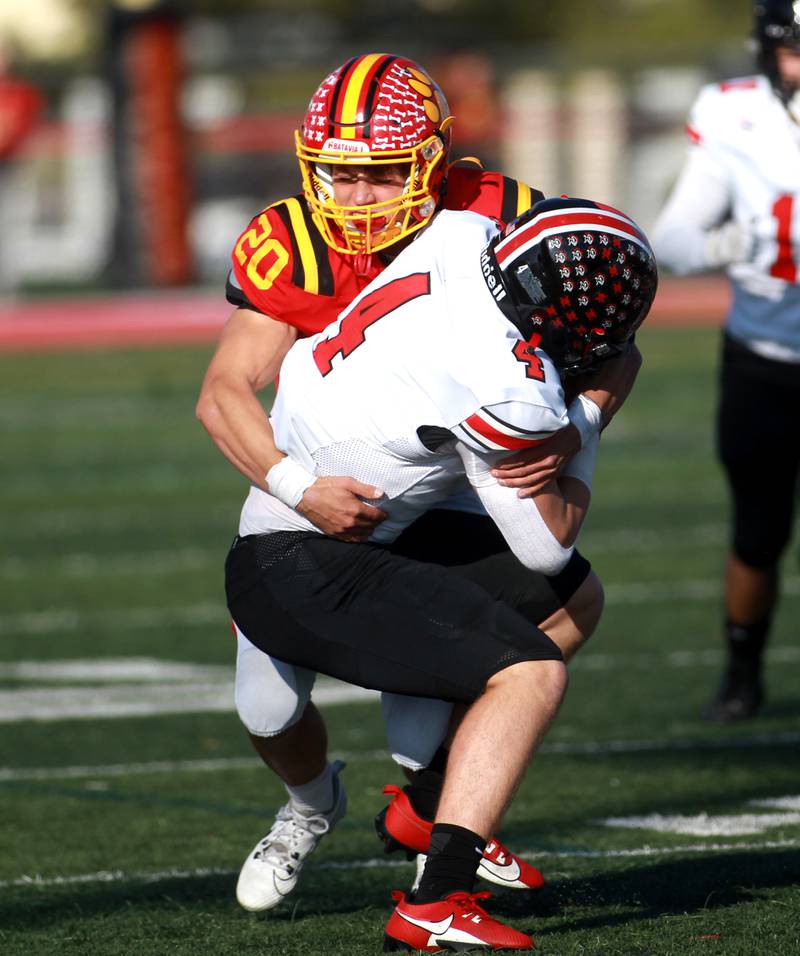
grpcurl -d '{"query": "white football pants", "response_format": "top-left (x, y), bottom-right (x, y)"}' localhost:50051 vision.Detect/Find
top-left (234, 627), bottom-right (452, 771)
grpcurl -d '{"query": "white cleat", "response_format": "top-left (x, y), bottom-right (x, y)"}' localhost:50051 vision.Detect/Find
top-left (236, 760), bottom-right (347, 912)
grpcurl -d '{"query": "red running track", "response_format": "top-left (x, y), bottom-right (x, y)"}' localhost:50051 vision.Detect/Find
top-left (0, 276), bottom-right (731, 353)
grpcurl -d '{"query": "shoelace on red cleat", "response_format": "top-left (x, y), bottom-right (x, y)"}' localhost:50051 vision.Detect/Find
top-left (391, 889), bottom-right (494, 915)
top-left (444, 890), bottom-right (493, 918)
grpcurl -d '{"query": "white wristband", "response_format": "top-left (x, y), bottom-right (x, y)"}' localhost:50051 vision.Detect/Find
top-left (567, 394), bottom-right (603, 449)
top-left (265, 457), bottom-right (316, 509)
top-left (562, 430), bottom-right (599, 491)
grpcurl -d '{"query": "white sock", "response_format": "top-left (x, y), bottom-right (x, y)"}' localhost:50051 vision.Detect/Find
top-left (285, 763), bottom-right (336, 816)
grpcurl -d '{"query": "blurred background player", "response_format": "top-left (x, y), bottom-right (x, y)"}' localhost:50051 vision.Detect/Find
top-left (652, 0), bottom-right (800, 723)
top-left (197, 53), bottom-right (639, 912)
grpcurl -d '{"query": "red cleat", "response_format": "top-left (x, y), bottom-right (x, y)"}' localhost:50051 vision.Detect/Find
top-left (376, 785), bottom-right (545, 892)
top-left (384, 889), bottom-right (534, 952)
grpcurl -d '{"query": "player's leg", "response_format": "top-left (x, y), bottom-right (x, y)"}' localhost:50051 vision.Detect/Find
top-left (385, 658), bottom-right (565, 952)
top-left (377, 536), bottom-right (599, 890)
top-left (707, 337), bottom-right (800, 721)
top-left (537, 566), bottom-right (604, 661)
top-left (233, 629), bottom-right (346, 911)
top-left (225, 529), bottom-right (563, 947)
top-left (390, 509), bottom-right (603, 663)
top-left (385, 649), bottom-right (567, 952)
top-left (236, 631), bottom-right (328, 783)
top-left (376, 560), bottom-right (599, 771)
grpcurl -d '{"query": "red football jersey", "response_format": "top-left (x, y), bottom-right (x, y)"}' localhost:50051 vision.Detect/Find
top-left (227, 163), bottom-right (543, 339)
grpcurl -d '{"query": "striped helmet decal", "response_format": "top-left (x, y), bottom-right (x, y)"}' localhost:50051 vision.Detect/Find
top-left (494, 204), bottom-right (651, 271)
top-left (326, 54), bottom-right (398, 141)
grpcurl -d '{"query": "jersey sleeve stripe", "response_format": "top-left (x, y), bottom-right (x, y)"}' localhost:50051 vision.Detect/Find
top-left (270, 196), bottom-right (334, 296)
top-left (477, 406), bottom-right (549, 436)
top-left (301, 201), bottom-right (335, 296)
top-left (500, 177), bottom-right (519, 227)
top-left (271, 201), bottom-right (305, 291)
top-left (285, 198), bottom-right (319, 295)
top-left (516, 182), bottom-right (532, 217)
top-left (461, 411), bottom-right (552, 451)
top-left (451, 422), bottom-right (495, 452)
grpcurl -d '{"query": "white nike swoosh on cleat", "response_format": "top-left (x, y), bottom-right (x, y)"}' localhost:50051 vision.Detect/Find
top-left (479, 857), bottom-right (522, 883)
top-left (273, 873), bottom-right (296, 896)
top-left (398, 912), bottom-right (455, 936)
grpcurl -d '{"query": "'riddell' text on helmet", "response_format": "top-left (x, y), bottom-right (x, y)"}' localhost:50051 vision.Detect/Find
top-left (482, 197), bottom-right (658, 376)
top-left (295, 53), bottom-right (453, 255)
top-left (754, 0), bottom-right (800, 99)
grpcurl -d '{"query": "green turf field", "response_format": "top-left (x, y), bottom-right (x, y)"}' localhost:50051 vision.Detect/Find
top-left (1, 326), bottom-right (798, 956)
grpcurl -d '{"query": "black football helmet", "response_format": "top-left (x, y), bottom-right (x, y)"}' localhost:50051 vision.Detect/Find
top-left (481, 197), bottom-right (658, 376)
top-left (754, 0), bottom-right (800, 98)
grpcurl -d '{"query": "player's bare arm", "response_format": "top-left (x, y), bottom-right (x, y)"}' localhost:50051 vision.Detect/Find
top-left (197, 308), bottom-right (386, 539)
top-left (197, 307), bottom-right (295, 485)
top-left (492, 344), bottom-right (643, 497)
top-left (531, 473), bottom-right (592, 548)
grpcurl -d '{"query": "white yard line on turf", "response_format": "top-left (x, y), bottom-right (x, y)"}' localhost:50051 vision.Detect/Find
top-left (0, 658), bottom-right (231, 681)
top-left (0, 548), bottom-right (217, 578)
top-left (600, 810), bottom-right (800, 836)
top-left (2, 643), bottom-right (799, 723)
top-left (3, 838), bottom-right (799, 891)
top-left (0, 680), bottom-right (378, 722)
top-left (0, 603), bottom-right (226, 634)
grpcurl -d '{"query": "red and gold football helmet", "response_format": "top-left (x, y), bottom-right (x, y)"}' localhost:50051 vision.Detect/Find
top-left (295, 53), bottom-right (454, 255)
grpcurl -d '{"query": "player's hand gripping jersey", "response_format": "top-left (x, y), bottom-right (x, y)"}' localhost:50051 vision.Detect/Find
top-left (655, 75), bottom-right (800, 358)
top-left (226, 164), bottom-right (541, 339)
top-left (238, 210), bottom-right (573, 570)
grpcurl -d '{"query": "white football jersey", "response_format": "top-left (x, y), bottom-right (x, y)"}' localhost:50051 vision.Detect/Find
top-left (654, 75), bottom-right (800, 358)
top-left (239, 210), bottom-right (568, 543)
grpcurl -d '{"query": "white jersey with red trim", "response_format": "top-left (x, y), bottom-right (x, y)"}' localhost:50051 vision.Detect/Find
top-left (239, 209), bottom-right (568, 544)
top-left (653, 75), bottom-right (800, 359)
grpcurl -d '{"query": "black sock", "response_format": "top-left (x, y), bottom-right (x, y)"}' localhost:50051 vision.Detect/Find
top-left (404, 747), bottom-right (448, 821)
top-left (413, 823), bottom-right (485, 904)
top-left (725, 616), bottom-right (770, 674)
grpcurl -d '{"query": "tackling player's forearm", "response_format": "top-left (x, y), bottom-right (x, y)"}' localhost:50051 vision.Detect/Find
top-left (197, 306), bottom-right (298, 489)
top-left (197, 380), bottom-right (284, 489)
